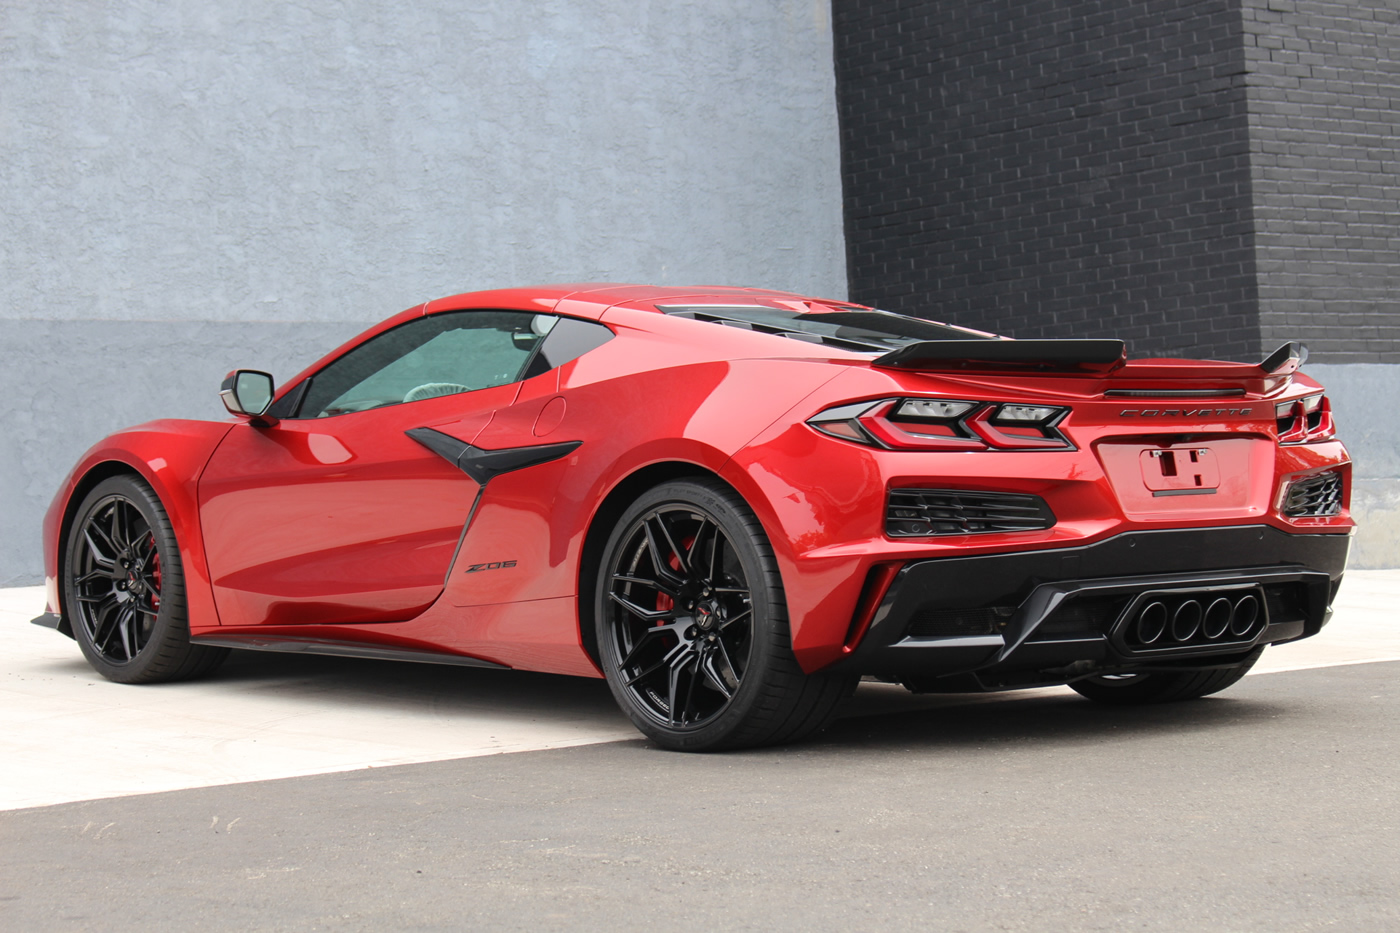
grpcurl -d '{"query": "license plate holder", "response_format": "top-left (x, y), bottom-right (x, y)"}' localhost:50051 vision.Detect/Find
top-left (1140, 447), bottom-right (1220, 496)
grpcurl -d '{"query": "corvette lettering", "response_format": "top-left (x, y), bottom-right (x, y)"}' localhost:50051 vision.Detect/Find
top-left (1119, 408), bottom-right (1254, 417)
top-left (465, 560), bottom-right (517, 573)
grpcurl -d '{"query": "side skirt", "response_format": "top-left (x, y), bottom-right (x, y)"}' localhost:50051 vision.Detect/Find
top-left (189, 633), bottom-right (509, 669)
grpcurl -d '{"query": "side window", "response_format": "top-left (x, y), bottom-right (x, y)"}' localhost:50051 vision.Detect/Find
top-left (521, 317), bottom-right (615, 380)
top-left (295, 311), bottom-right (555, 418)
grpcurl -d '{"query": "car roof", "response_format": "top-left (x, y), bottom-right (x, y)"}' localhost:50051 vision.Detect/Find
top-left (425, 283), bottom-right (837, 320)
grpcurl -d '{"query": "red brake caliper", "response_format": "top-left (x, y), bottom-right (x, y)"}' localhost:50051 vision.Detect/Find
top-left (149, 533), bottom-right (162, 611)
top-left (653, 538), bottom-right (694, 622)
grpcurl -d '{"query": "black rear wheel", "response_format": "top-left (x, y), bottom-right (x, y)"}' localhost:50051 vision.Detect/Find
top-left (1068, 648), bottom-right (1263, 705)
top-left (64, 475), bottom-right (228, 684)
top-left (595, 479), bottom-right (855, 751)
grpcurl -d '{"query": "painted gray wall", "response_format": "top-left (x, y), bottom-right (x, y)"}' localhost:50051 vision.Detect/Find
top-left (0, 0), bottom-right (847, 583)
top-left (1302, 364), bottom-right (1400, 571)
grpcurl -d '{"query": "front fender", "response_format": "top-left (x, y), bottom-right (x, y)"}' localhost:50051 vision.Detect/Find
top-left (42, 419), bottom-right (235, 632)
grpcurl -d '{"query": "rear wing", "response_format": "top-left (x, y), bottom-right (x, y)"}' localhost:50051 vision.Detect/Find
top-left (873, 339), bottom-right (1308, 383)
top-left (872, 339), bottom-right (1127, 373)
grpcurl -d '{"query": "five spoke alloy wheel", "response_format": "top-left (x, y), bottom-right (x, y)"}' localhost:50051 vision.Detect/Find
top-left (596, 479), bottom-right (855, 751)
top-left (64, 475), bottom-right (227, 683)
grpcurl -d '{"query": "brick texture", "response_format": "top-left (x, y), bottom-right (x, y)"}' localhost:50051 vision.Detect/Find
top-left (833, 0), bottom-right (1260, 360)
top-left (1244, 0), bottom-right (1400, 363)
top-left (833, 0), bottom-right (1400, 363)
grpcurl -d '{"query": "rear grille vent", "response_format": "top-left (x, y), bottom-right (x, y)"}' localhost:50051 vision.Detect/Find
top-left (887, 489), bottom-right (1056, 537)
top-left (1282, 471), bottom-right (1342, 517)
top-left (906, 606), bottom-right (1015, 637)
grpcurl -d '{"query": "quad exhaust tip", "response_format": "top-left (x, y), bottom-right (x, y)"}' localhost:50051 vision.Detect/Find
top-left (1130, 592), bottom-right (1262, 648)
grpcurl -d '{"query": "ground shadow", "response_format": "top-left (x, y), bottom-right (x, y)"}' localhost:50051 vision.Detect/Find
top-left (31, 643), bottom-right (1305, 752)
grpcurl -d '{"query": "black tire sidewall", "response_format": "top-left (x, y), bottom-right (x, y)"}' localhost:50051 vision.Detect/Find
top-left (65, 475), bottom-right (190, 683)
top-left (594, 480), bottom-right (790, 750)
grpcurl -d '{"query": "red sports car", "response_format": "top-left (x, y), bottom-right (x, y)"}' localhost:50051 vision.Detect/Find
top-left (34, 284), bottom-right (1352, 750)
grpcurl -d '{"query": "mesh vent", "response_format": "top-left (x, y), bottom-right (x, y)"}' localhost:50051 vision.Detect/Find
top-left (1282, 471), bottom-right (1342, 517)
top-left (887, 489), bottom-right (1056, 537)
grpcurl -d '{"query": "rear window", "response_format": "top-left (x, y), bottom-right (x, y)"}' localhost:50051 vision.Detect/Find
top-left (657, 304), bottom-right (1000, 352)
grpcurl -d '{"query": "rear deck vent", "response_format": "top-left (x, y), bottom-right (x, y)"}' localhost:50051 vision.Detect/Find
top-left (887, 489), bottom-right (1056, 537)
top-left (1282, 471), bottom-right (1342, 517)
top-left (1105, 388), bottom-right (1246, 398)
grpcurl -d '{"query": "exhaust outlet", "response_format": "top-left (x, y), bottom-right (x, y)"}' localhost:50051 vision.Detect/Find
top-left (1170, 599), bottom-right (1203, 642)
top-left (1230, 594), bottom-right (1259, 637)
top-left (1136, 601), bottom-right (1167, 644)
top-left (1202, 597), bottom-right (1233, 640)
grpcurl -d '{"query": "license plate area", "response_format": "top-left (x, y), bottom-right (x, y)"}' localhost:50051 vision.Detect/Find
top-left (1140, 447), bottom-right (1219, 496)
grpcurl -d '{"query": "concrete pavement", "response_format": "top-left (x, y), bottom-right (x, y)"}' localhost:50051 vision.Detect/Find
top-left (2, 571), bottom-right (1397, 811)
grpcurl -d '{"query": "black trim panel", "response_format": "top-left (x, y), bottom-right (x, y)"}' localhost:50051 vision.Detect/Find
top-left (405, 427), bottom-right (581, 485)
top-left (31, 612), bottom-right (73, 638)
top-left (837, 525), bottom-right (1350, 680)
top-left (874, 338), bottom-right (1127, 372)
top-left (189, 634), bottom-right (508, 669)
top-left (1260, 340), bottom-right (1308, 374)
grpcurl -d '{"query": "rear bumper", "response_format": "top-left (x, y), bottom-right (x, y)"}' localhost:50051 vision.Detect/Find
top-left (835, 525), bottom-right (1350, 689)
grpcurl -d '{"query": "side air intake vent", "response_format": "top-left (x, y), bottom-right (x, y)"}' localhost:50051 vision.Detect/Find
top-left (1282, 471), bottom-right (1343, 517)
top-left (887, 489), bottom-right (1056, 537)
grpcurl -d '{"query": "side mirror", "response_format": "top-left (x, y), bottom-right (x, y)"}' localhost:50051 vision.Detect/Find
top-left (220, 370), bottom-right (277, 425)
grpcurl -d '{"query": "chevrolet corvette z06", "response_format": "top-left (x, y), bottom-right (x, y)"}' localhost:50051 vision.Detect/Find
top-left (34, 284), bottom-right (1352, 750)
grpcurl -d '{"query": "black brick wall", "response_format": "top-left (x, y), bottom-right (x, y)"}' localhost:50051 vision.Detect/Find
top-left (833, 0), bottom-right (1260, 360)
top-left (834, 0), bottom-right (1400, 363)
top-left (1244, 0), bottom-right (1400, 363)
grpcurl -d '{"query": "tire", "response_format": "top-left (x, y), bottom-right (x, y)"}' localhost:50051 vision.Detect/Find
top-left (594, 479), bottom-right (856, 751)
top-left (63, 475), bottom-right (229, 684)
top-left (1068, 647), bottom-right (1264, 705)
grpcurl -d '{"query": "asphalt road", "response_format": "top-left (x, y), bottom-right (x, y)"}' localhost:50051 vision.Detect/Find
top-left (3, 575), bottom-right (1398, 931)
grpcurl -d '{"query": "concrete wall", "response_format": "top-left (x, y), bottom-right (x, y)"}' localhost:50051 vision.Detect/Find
top-left (1304, 364), bottom-right (1400, 570)
top-left (0, 0), bottom-right (848, 584)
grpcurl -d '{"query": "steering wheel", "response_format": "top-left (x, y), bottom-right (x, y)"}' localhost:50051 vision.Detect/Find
top-left (404, 383), bottom-right (473, 403)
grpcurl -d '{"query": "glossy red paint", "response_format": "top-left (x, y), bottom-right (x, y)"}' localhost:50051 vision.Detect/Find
top-left (40, 284), bottom-right (1354, 681)
top-left (41, 420), bottom-right (235, 636)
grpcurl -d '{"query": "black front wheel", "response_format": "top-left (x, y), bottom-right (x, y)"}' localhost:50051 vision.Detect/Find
top-left (64, 475), bottom-right (228, 684)
top-left (595, 479), bottom-right (855, 751)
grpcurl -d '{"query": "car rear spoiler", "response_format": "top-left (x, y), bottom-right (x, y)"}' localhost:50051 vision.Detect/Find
top-left (872, 339), bottom-right (1309, 379)
top-left (1258, 340), bottom-right (1308, 375)
top-left (872, 339), bottom-right (1128, 374)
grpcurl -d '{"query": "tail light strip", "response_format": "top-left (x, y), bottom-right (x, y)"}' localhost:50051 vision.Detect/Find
top-left (809, 398), bottom-right (1074, 451)
top-left (1276, 394), bottom-right (1335, 445)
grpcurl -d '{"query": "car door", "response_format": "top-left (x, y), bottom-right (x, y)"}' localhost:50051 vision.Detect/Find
top-left (197, 309), bottom-right (556, 628)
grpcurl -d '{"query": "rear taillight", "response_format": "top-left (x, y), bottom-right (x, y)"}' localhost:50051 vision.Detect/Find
top-left (1275, 394), bottom-right (1335, 444)
top-left (808, 398), bottom-right (1073, 451)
